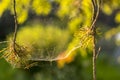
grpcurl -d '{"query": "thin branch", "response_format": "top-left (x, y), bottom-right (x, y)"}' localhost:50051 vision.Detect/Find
top-left (91, 0), bottom-right (100, 30)
top-left (91, 0), bottom-right (100, 80)
top-left (93, 31), bottom-right (97, 80)
top-left (96, 47), bottom-right (101, 59)
top-left (13, 0), bottom-right (18, 53)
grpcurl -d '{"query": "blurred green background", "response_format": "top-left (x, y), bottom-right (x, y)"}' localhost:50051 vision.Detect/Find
top-left (0, 0), bottom-right (120, 80)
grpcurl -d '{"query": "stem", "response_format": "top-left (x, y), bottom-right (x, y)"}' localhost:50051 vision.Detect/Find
top-left (91, 0), bottom-right (100, 80)
top-left (13, 0), bottom-right (18, 52)
top-left (91, 0), bottom-right (99, 30)
top-left (93, 28), bottom-right (96, 80)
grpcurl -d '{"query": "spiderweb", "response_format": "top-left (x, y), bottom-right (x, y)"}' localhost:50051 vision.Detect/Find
top-left (0, 0), bottom-right (100, 68)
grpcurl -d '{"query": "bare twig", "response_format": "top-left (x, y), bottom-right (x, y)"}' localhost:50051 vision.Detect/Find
top-left (91, 0), bottom-right (100, 80)
top-left (91, 0), bottom-right (100, 31)
top-left (96, 47), bottom-right (101, 59)
top-left (13, 0), bottom-right (18, 53)
top-left (92, 31), bottom-right (97, 80)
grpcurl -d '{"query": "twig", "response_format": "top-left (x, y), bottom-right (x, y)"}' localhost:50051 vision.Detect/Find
top-left (92, 31), bottom-right (97, 80)
top-left (13, 0), bottom-right (18, 53)
top-left (91, 0), bottom-right (100, 31)
top-left (96, 47), bottom-right (101, 59)
top-left (91, 0), bottom-right (100, 80)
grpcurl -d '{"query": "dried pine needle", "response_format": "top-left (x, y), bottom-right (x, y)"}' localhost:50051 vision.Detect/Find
top-left (1, 40), bottom-right (32, 68)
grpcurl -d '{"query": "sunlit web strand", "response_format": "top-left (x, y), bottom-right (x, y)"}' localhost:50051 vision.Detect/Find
top-left (29, 44), bottom-right (82, 62)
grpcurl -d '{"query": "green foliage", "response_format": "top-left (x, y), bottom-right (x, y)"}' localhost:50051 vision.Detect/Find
top-left (56, 0), bottom-right (76, 18)
top-left (32, 0), bottom-right (51, 15)
top-left (0, 0), bottom-right (120, 24)
top-left (0, 0), bottom-right (92, 26)
top-left (96, 57), bottom-right (120, 80)
top-left (105, 25), bottom-right (120, 46)
top-left (0, 0), bottom-right (10, 16)
top-left (105, 25), bottom-right (120, 40)
top-left (102, 0), bottom-right (120, 15)
top-left (0, 59), bottom-right (13, 80)
top-left (16, 24), bottom-right (70, 58)
top-left (115, 12), bottom-right (120, 23)
top-left (0, 0), bottom-right (51, 24)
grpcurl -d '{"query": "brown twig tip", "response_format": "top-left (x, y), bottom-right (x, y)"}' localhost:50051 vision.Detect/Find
top-left (96, 47), bottom-right (101, 59)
